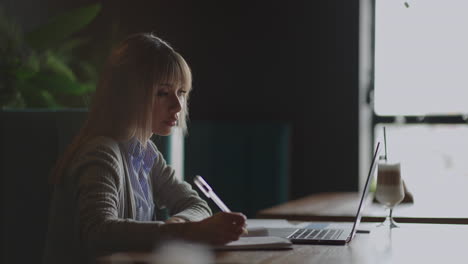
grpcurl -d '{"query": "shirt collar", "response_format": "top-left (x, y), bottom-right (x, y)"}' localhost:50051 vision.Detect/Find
top-left (122, 137), bottom-right (158, 174)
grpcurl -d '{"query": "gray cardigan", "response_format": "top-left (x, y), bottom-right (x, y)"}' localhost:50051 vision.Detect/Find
top-left (43, 137), bottom-right (212, 264)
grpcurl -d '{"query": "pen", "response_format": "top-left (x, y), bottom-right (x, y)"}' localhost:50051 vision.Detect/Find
top-left (194, 175), bottom-right (231, 212)
top-left (194, 175), bottom-right (248, 235)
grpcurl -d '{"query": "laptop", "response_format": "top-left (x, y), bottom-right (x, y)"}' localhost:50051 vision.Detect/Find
top-left (267, 142), bottom-right (381, 245)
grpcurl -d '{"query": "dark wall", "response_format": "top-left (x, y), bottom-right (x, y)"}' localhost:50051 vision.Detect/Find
top-left (3, 0), bottom-right (359, 198)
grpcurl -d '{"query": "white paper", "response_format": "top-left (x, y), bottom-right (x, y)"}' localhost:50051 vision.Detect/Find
top-left (213, 236), bottom-right (292, 250)
top-left (246, 219), bottom-right (310, 229)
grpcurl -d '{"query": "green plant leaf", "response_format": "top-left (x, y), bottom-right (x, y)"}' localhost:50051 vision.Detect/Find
top-left (13, 66), bottom-right (37, 81)
top-left (1, 5), bottom-right (100, 109)
top-left (15, 81), bottom-right (56, 108)
top-left (25, 3), bottom-right (101, 51)
top-left (12, 53), bottom-right (40, 81)
top-left (56, 37), bottom-right (89, 56)
top-left (39, 89), bottom-right (61, 108)
top-left (30, 72), bottom-right (92, 96)
top-left (43, 51), bottom-right (76, 81)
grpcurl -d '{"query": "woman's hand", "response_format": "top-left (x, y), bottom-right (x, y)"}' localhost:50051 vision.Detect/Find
top-left (185, 212), bottom-right (247, 245)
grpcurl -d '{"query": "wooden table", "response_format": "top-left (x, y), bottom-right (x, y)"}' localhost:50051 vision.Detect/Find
top-left (257, 192), bottom-right (468, 224)
top-left (99, 223), bottom-right (468, 264)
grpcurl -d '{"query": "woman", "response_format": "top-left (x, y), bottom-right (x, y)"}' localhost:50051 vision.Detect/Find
top-left (43, 33), bottom-right (246, 263)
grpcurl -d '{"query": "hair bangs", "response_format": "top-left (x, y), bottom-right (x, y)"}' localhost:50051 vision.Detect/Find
top-left (156, 52), bottom-right (192, 91)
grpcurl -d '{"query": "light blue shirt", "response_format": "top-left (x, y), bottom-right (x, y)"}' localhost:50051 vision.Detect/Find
top-left (121, 138), bottom-right (158, 221)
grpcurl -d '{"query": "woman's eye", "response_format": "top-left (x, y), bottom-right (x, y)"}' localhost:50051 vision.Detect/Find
top-left (177, 90), bottom-right (187, 96)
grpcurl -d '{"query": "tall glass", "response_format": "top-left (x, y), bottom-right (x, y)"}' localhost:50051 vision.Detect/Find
top-left (375, 161), bottom-right (404, 228)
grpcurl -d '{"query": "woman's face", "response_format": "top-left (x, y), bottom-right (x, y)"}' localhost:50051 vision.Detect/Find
top-left (152, 83), bottom-right (187, 136)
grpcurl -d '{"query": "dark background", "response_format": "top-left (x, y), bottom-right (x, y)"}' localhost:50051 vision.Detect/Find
top-left (2, 0), bottom-right (359, 198)
top-left (2, 0), bottom-right (359, 262)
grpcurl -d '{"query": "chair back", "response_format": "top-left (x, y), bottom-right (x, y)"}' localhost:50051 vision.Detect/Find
top-left (184, 121), bottom-right (291, 217)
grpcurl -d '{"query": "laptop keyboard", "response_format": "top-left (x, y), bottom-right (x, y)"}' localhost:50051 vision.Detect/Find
top-left (288, 228), bottom-right (343, 240)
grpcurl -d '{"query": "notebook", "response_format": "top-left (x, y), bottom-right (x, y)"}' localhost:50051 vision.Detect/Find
top-left (266, 142), bottom-right (381, 245)
top-left (213, 236), bottom-right (292, 250)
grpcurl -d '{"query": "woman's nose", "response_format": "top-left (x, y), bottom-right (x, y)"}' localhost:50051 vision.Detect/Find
top-left (169, 94), bottom-right (182, 113)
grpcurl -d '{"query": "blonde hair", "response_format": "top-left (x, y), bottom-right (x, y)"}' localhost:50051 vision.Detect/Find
top-left (51, 33), bottom-right (192, 183)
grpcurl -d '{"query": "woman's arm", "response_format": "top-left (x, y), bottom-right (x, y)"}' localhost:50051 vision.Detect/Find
top-left (76, 163), bottom-right (167, 255)
top-left (70, 141), bottom-right (180, 256)
top-left (76, 163), bottom-right (244, 256)
top-left (151, 149), bottom-right (212, 222)
top-left (74, 141), bottom-right (241, 259)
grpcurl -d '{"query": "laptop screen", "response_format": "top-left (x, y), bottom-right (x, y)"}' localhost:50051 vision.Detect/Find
top-left (349, 142), bottom-right (381, 237)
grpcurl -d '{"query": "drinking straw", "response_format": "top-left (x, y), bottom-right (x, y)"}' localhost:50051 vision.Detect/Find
top-left (383, 126), bottom-right (388, 161)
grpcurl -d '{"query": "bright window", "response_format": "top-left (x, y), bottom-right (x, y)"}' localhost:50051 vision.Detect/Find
top-left (374, 0), bottom-right (468, 115)
top-left (374, 124), bottom-right (468, 197)
top-left (370, 0), bottom-right (468, 194)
